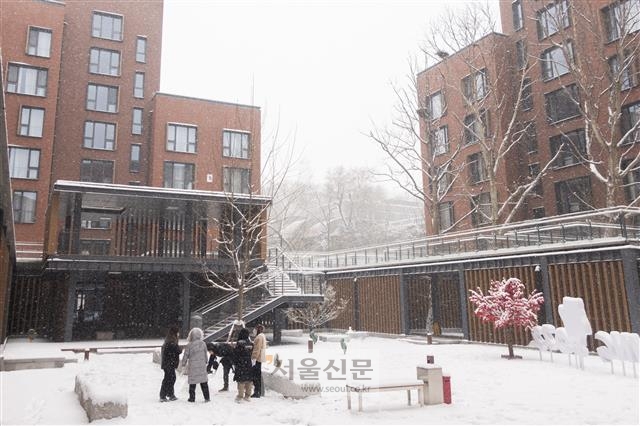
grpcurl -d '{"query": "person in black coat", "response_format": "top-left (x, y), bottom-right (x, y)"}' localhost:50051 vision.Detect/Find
top-left (232, 328), bottom-right (254, 402)
top-left (206, 342), bottom-right (219, 373)
top-left (159, 325), bottom-right (182, 402)
top-left (214, 343), bottom-right (234, 392)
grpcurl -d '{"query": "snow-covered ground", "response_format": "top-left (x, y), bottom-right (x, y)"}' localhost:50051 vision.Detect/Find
top-left (1, 335), bottom-right (638, 425)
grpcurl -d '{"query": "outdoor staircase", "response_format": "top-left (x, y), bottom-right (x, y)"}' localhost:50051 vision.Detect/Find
top-left (197, 261), bottom-right (317, 342)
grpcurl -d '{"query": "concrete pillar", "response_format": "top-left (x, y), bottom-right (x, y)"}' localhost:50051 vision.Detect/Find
top-left (457, 265), bottom-right (469, 339)
top-left (621, 248), bottom-right (640, 333)
top-left (181, 273), bottom-right (191, 335)
top-left (64, 271), bottom-right (79, 342)
top-left (70, 193), bottom-right (83, 255)
top-left (537, 257), bottom-right (553, 325)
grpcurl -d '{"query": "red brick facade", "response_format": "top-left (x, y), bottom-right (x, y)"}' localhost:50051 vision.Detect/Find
top-left (419, 0), bottom-right (640, 235)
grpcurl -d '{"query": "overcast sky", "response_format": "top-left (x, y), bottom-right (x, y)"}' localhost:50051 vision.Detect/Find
top-left (160, 0), bottom-right (500, 183)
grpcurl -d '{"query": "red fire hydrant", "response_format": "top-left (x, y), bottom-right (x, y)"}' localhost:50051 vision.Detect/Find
top-left (442, 376), bottom-right (452, 404)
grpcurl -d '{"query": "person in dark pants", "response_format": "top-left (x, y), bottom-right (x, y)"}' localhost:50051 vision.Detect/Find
top-left (251, 324), bottom-right (266, 398)
top-left (181, 327), bottom-right (210, 402)
top-left (159, 325), bottom-right (182, 402)
top-left (206, 343), bottom-right (219, 374)
top-left (232, 328), bottom-right (254, 402)
top-left (213, 342), bottom-right (234, 391)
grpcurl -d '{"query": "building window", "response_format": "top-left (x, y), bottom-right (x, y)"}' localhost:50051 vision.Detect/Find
top-left (132, 108), bottom-right (143, 135)
top-left (130, 144), bottom-right (141, 172)
top-left (516, 39), bottom-right (527, 70)
top-left (223, 167), bottom-right (251, 193)
top-left (609, 53), bottom-right (637, 91)
top-left (528, 163), bottom-right (543, 195)
top-left (89, 48), bottom-right (121, 76)
top-left (471, 192), bottom-right (491, 227)
top-left (537, 0), bottom-right (570, 40)
top-left (9, 147), bottom-right (40, 179)
top-left (550, 129), bottom-right (587, 168)
top-left (134, 72), bottom-right (144, 98)
top-left (431, 126), bottom-right (449, 156)
top-left (13, 191), bottom-right (37, 223)
top-left (532, 207), bottom-right (546, 218)
top-left (438, 202), bottom-right (454, 231)
top-left (19, 106), bottom-right (44, 137)
top-left (555, 176), bottom-right (592, 214)
top-left (622, 159), bottom-right (640, 202)
top-left (463, 111), bottom-right (489, 145)
top-left (27, 27), bottom-right (52, 58)
top-left (468, 152), bottom-right (488, 184)
top-left (621, 101), bottom-right (640, 144)
top-left (602, 0), bottom-right (640, 42)
top-left (523, 121), bottom-right (538, 153)
top-left (81, 159), bottom-right (114, 183)
top-left (541, 43), bottom-right (573, 80)
top-left (86, 84), bottom-right (118, 113)
top-left (521, 78), bottom-right (533, 111)
top-left (92, 12), bottom-right (123, 41)
top-left (512, 0), bottom-right (524, 31)
top-left (81, 217), bottom-right (111, 229)
top-left (462, 69), bottom-right (487, 102)
top-left (6, 64), bottom-right (47, 97)
top-left (436, 164), bottom-right (451, 197)
top-left (222, 130), bottom-right (250, 159)
top-left (164, 161), bottom-right (195, 189)
top-left (80, 240), bottom-right (111, 256)
top-left (167, 124), bottom-right (197, 153)
top-left (426, 91), bottom-right (445, 120)
top-left (136, 37), bottom-right (147, 63)
top-left (83, 121), bottom-right (116, 151)
top-left (545, 84), bottom-right (580, 123)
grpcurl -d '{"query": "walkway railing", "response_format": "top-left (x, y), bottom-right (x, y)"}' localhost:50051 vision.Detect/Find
top-left (269, 207), bottom-right (640, 271)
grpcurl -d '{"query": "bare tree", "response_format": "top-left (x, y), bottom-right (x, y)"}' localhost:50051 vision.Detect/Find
top-left (286, 285), bottom-right (348, 332)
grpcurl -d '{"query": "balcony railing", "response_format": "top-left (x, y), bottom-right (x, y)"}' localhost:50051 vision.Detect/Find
top-left (269, 207), bottom-right (640, 271)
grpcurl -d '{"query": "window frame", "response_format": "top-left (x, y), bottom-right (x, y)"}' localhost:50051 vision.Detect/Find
top-left (512, 0), bottom-right (524, 31)
top-left (26, 26), bottom-right (52, 58)
top-left (545, 84), bottom-right (581, 123)
top-left (13, 191), bottom-right (37, 223)
top-left (471, 192), bottom-right (492, 227)
top-left (462, 69), bottom-right (488, 102)
top-left (86, 83), bottom-right (119, 113)
top-left (468, 152), bottom-right (488, 184)
top-left (89, 47), bottom-right (121, 77)
top-left (541, 42), bottom-right (573, 81)
top-left (555, 175), bottom-right (592, 214)
top-left (163, 161), bottom-right (195, 189)
top-left (223, 167), bottom-right (251, 194)
top-left (136, 36), bottom-right (147, 63)
top-left (521, 78), bottom-right (534, 111)
top-left (91, 11), bottom-right (124, 42)
top-left (83, 120), bottom-right (116, 151)
top-left (537, 0), bottom-right (570, 40)
top-left (80, 159), bottom-right (114, 183)
top-left (621, 101), bottom-right (640, 145)
top-left (18, 106), bottom-right (45, 138)
top-left (431, 125), bottom-right (449, 156)
top-left (6, 64), bottom-right (48, 97)
top-left (132, 108), bottom-right (143, 135)
top-left (222, 130), bottom-right (251, 159)
top-left (516, 39), bottom-right (527, 70)
top-left (426, 91), bottom-right (445, 120)
top-left (133, 72), bottom-right (144, 98)
top-left (602, 0), bottom-right (640, 42)
top-left (130, 144), bottom-right (141, 173)
top-left (166, 123), bottom-right (197, 153)
top-left (9, 147), bottom-right (40, 180)
top-left (550, 128), bottom-right (587, 168)
top-left (438, 201), bottom-right (454, 232)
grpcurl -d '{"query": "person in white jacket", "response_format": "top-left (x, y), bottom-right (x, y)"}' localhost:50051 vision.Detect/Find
top-left (251, 324), bottom-right (267, 397)
top-left (181, 327), bottom-right (210, 402)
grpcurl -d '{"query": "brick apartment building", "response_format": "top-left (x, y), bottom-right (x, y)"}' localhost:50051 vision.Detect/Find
top-left (418, 0), bottom-right (640, 235)
top-left (0, 0), bottom-right (264, 340)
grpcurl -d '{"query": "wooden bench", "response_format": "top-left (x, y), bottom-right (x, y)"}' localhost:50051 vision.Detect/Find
top-left (347, 382), bottom-right (424, 412)
top-left (61, 345), bottom-right (161, 360)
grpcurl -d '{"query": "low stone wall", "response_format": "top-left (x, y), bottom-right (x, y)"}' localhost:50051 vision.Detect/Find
top-left (74, 374), bottom-right (127, 422)
top-left (262, 364), bottom-right (320, 399)
top-left (0, 356), bottom-right (67, 371)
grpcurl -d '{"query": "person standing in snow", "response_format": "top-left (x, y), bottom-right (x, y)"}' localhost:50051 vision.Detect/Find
top-left (159, 325), bottom-right (182, 402)
top-left (251, 324), bottom-right (266, 398)
top-left (181, 327), bottom-right (210, 402)
top-left (232, 328), bottom-right (254, 402)
top-left (215, 343), bottom-right (234, 392)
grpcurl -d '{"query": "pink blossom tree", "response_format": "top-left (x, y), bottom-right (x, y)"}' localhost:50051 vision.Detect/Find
top-left (468, 277), bottom-right (544, 359)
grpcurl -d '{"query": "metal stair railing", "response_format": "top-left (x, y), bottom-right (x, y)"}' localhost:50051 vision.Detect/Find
top-left (203, 295), bottom-right (283, 342)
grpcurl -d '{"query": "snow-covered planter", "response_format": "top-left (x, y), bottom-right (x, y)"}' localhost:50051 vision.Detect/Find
top-left (262, 364), bottom-right (320, 399)
top-left (74, 373), bottom-right (127, 422)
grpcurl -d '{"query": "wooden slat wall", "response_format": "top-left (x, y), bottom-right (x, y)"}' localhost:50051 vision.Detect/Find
top-left (465, 267), bottom-right (536, 346)
top-left (7, 275), bottom-right (51, 335)
top-left (436, 274), bottom-right (461, 329)
top-left (326, 278), bottom-right (355, 330)
top-left (407, 276), bottom-right (431, 330)
top-left (357, 276), bottom-right (401, 334)
top-left (548, 261), bottom-right (631, 334)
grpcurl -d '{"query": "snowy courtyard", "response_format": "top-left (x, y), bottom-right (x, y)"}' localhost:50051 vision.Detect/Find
top-left (1, 335), bottom-right (638, 425)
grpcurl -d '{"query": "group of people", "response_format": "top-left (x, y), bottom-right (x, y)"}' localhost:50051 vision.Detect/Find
top-left (159, 324), bottom-right (266, 403)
